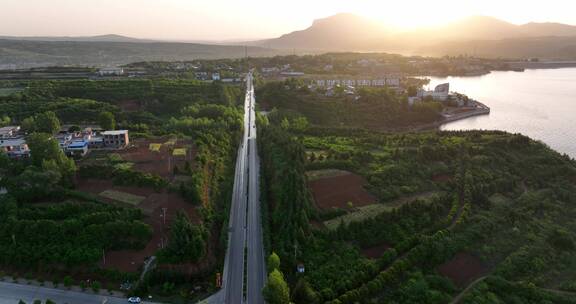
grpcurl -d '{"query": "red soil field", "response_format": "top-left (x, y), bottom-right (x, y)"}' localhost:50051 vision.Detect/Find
top-left (437, 252), bottom-right (490, 288)
top-left (119, 138), bottom-right (195, 179)
top-left (308, 172), bottom-right (376, 210)
top-left (116, 100), bottom-right (141, 112)
top-left (361, 243), bottom-right (391, 259)
top-left (76, 180), bottom-right (201, 272)
top-left (432, 174), bottom-right (452, 183)
top-left (103, 192), bottom-right (199, 273)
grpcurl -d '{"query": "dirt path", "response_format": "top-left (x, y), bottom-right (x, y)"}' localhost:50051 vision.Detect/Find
top-left (449, 276), bottom-right (489, 304)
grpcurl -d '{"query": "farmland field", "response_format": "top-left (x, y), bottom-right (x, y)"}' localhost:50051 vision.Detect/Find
top-left (308, 170), bottom-right (376, 210)
top-left (100, 189), bottom-right (146, 205)
top-left (323, 203), bottom-right (392, 230)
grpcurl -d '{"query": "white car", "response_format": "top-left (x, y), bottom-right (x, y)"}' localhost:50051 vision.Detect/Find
top-left (128, 297), bottom-right (141, 303)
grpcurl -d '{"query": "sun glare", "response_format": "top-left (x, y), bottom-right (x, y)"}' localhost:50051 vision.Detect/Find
top-left (357, 0), bottom-right (468, 30)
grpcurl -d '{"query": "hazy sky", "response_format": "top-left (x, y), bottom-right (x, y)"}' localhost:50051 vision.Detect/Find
top-left (2, 0), bottom-right (576, 40)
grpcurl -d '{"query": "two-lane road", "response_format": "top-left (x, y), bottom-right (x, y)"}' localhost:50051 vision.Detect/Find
top-left (246, 76), bottom-right (267, 304)
top-left (204, 73), bottom-right (265, 304)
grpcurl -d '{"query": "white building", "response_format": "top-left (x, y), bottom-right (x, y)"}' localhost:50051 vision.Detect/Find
top-left (212, 72), bottom-right (221, 81)
top-left (98, 67), bottom-right (124, 76)
top-left (66, 140), bottom-right (89, 157)
top-left (418, 83), bottom-right (450, 101)
top-left (0, 138), bottom-right (29, 158)
top-left (0, 126), bottom-right (20, 139)
top-left (261, 67), bottom-right (279, 73)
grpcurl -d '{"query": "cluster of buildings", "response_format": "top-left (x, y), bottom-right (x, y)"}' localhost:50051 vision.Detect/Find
top-left (0, 126), bottom-right (29, 159)
top-left (56, 128), bottom-right (130, 157)
top-left (0, 125), bottom-right (130, 159)
top-left (313, 78), bottom-right (401, 88)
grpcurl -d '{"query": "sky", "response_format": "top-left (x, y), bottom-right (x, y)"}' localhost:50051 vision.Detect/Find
top-left (2, 0), bottom-right (576, 40)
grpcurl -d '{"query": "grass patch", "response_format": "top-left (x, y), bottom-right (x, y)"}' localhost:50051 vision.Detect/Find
top-left (149, 143), bottom-right (162, 152)
top-left (306, 169), bottom-right (350, 181)
top-left (172, 148), bottom-right (186, 156)
top-left (0, 88), bottom-right (23, 97)
top-left (164, 138), bottom-right (177, 146)
top-left (323, 204), bottom-right (392, 230)
top-left (489, 193), bottom-right (511, 205)
top-left (114, 162), bottom-right (134, 170)
top-left (99, 190), bottom-right (145, 206)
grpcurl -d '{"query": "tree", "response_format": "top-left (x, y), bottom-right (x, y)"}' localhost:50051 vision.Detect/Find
top-left (263, 269), bottom-right (290, 304)
top-left (63, 276), bottom-right (73, 288)
top-left (91, 281), bottom-right (101, 293)
top-left (21, 116), bottom-right (36, 133)
top-left (7, 168), bottom-right (61, 201)
top-left (26, 133), bottom-right (76, 184)
top-left (268, 252), bottom-right (281, 271)
top-left (291, 117), bottom-right (309, 132)
top-left (98, 111), bottom-right (116, 130)
top-left (292, 278), bottom-right (319, 304)
top-left (0, 115), bottom-right (10, 127)
top-left (164, 212), bottom-right (206, 262)
top-left (35, 111), bottom-right (61, 134)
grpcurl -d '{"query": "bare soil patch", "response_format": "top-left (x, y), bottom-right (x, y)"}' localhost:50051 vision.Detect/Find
top-left (117, 100), bottom-right (142, 112)
top-left (308, 171), bottom-right (376, 210)
top-left (119, 138), bottom-right (195, 179)
top-left (77, 178), bottom-right (200, 272)
top-left (361, 243), bottom-right (391, 259)
top-left (76, 178), bottom-right (155, 198)
top-left (437, 252), bottom-right (490, 288)
top-left (103, 192), bottom-right (200, 272)
top-left (432, 174), bottom-right (452, 183)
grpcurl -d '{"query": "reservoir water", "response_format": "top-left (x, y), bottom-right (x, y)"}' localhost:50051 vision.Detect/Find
top-left (428, 68), bottom-right (576, 159)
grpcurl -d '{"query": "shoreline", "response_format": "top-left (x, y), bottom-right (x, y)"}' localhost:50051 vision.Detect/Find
top-left (399, 100), bottom-right (491, 132)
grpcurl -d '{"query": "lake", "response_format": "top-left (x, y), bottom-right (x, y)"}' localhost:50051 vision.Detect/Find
top-left (428, 68), bottom-right (576, 159)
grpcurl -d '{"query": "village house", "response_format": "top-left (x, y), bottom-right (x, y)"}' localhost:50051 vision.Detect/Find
top-left (66, 140), bottom-right (89, 157)
top-left (0, 126), bottom-right (21, 139)
top-left (102, 130), bottom-right (130, 149)
top-left (0, 138), bottom-right (29, 159)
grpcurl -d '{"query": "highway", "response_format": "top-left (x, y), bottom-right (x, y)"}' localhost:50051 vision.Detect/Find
top-left (203, 72), bottom-right (266, 304)
top-left (245, 75), bottom-right (267, 304)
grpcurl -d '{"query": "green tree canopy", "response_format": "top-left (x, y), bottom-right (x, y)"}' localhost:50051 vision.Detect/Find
top-left (268, 252), bottom-right (281, 272)
top-left (35, 111), bottom-right (61, 134)
top-left (27, 132), bottom-right (76, 184)
top-left (263, 269), bottom-right (290, 304)
top-left (98, 111), bottom-right (116, 130)
top-left (164, 211), bottom-right (207, 262)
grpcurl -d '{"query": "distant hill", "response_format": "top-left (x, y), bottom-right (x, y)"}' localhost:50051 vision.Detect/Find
top-left (254, 13), bottom-right (391, 50)
top-left (0, 34), bottom-right (154, 43)
top-left (252, 14), bottom-right (576, 59)
top-left (0, 39), bottom-right (286, 68)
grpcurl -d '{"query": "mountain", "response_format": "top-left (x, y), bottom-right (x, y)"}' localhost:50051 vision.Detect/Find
top-left (0, 34), bottom-right (154, 43)
top-left (520, 22), bottom-right (576, 37)
top-left (255, 13), bottom-right (390, 50)
top-left (253, 13), bottom-right (576, 58)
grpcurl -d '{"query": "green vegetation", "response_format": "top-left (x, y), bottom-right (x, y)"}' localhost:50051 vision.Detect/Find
top-left (0, 196), bottom-right (151, 267)
top-left (257, 79), bottom-right (442, 130)
top-left (258, 106), bottom-right (576, 303)
top-left (0, 77), bottom-right (245, 299)
top-left (99, 190), bottom-right (146, 206)
top-left (159, 212), bottom-right (207, 263)
top-left (263, 253), bottom-right (291, 304)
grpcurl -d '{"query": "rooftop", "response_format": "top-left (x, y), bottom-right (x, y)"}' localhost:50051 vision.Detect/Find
top-left (102, 130), bottom-right (128, 135)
